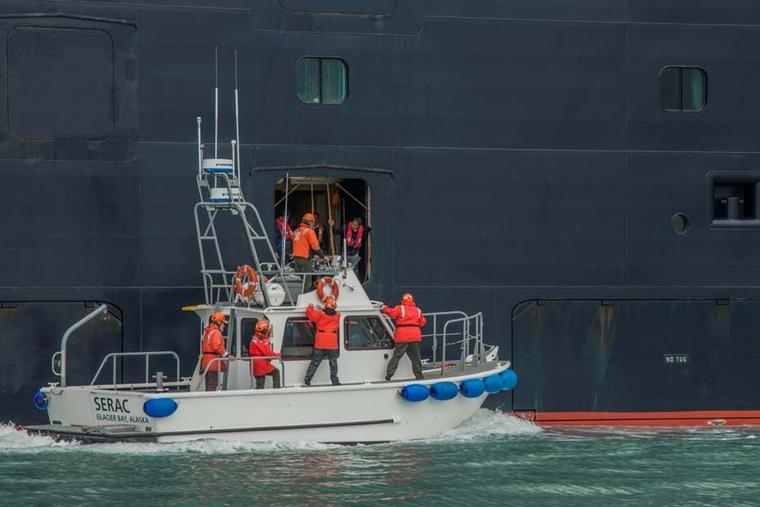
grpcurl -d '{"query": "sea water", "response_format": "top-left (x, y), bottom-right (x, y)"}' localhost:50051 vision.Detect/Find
top-left (1, 410), bottom-right (759, 506)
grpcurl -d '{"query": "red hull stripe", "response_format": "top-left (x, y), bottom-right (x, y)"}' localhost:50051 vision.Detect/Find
top-left (515, 410), bottom-right (760, 427)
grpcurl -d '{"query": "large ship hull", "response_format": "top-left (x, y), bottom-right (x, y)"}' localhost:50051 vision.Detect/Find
top-left (3, 0), bottom-right (760, 425)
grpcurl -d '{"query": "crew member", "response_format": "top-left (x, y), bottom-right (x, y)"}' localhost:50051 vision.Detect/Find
top-left (330, 217), bottom-right (365, 268)
top-left (383, 293), bottom-right (427, 381)
top-left (249, 320), bottom-right (281, 389)
top-left (292, 212), bottom-right (325, 289)
top-left (274, 214), bottom-right (293, 260)
top-left (304, 296), bottom-right (340, 386)
top-left (201, 312), bottom-right (234, 391)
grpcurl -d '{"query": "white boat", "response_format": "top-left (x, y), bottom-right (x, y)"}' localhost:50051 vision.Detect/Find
top-left (25, 63), bottom-right (518, 443)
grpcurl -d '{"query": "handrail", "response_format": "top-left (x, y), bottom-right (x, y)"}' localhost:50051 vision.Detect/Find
top-left (91, 351), bottom-right (181, 387)
top-left (59, 304), bottom-right (108, 387)
top-left (201, 356), bottom-right (287, 390)
top-left (434, 312), bottom-right (485, 374)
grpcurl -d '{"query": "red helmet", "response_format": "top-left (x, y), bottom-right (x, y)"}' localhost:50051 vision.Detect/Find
top-left (210, 311), bottom-right (228, 324)
top-left (255, 320), bottom-right (270, 334)
top-left (401, 293), bottom-right (414, 304)
top-left (324, 296), bottom-right (337, 310)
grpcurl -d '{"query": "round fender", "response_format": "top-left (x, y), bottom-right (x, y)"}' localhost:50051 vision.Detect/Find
top-left (500, 369), bottom-right (519, 390)
top-left (32, 391), bottom-right (48, 411)
top-left (459, 378), bottom-right (486, 398)
top-left (143, 398), bottom-right (178, 418)
top-left (399, 384), bottom-right (429, 402)
top-left (430, 382), bottom-right (458, 401)
top-left (483, 374), bottom-right (504, 394)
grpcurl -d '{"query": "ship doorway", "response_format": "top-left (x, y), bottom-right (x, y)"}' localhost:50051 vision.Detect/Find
top-left (274, 177), bottom-right (371, 281)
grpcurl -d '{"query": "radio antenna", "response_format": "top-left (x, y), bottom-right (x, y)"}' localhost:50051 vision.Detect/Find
top-left (214, 46), bottom-right (219, 159)
top-left (234, 50), bottom-right (241, 181)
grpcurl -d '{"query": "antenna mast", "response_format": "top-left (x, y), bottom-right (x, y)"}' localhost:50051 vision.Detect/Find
top-left (234, 50), bottom-right (241, 181)
top-left (214, 47), bottom-right (219, 159)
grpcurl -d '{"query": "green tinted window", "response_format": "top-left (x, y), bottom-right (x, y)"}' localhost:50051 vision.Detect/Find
top-left (660, 66), bottom-right (706, 112)
top-left (297, 57), bottom-right (347, 105)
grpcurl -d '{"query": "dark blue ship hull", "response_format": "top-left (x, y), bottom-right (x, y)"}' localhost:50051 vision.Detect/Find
top-left (3, 0), bottom-right (760, 424)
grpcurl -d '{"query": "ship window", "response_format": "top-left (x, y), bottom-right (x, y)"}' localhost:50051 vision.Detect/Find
top-left (344, 316), bottom-right (393, 350)
top-left (297, 57), bottom-right (347, 105)
top-left (713, 182), bottom-right (757, 220)
top-left (281, 317), bottom-right (315, 359)
top-left (660, 67), bottom-right (706, 112)
top-left (8, 26), bottom-right (114, 139)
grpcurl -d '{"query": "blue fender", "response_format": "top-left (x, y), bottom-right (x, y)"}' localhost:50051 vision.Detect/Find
top-left (459, 378), bottom-right (486, 398)
top-left (500, 369), bottom-right (519, 390)
top-left (32, 391), bottom-right (48, 411)
top-left (399, 384), bottom-right (430, 402)
top-left (143, 398), bottom-right (178, 418)
top-left (483, 374), bottom-right (504, 394)
top-left (430, 382), bottom-right (458, 401)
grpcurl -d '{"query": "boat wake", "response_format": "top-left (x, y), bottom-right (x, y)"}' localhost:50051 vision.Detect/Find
top-left (0, 422), bottom-right (76, 453)
top-left (434, 409), bottom-right (542, 442)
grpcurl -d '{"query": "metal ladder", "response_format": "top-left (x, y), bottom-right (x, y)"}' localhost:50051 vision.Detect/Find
top-left (193, 117), bottom-right (294, 308)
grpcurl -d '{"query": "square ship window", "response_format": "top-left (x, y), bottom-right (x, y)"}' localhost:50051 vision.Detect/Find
top-left (8, 26), bottom-right (114, 140)
top-left (297, 57), bottom-right (347, 105)
top-left (660, 66), bottom-right (706, 112)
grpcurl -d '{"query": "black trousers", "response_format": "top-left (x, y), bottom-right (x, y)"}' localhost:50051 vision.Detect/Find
top-left (255, 368), bottom-right (281, 389)
top-left (304, 349), bottom-right (339, 384)
top-left (386, 342), bottom-right (424, 380)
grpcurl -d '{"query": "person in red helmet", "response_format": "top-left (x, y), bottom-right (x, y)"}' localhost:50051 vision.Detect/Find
top-left (249, 320), bottom-right (281, 389)
top-left (383, 293), bottom-right (427, 381)
top-left (292, 212), bottom-right (325, 290)
top-left (304, 296), bottom-right (341, 386)
top-left (201, 311), bottom-right (234, 391)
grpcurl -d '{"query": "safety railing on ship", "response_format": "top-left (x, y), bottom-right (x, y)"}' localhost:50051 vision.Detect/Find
top-left (90, 351), bottom-right (181, 387)
top-left (424, 311), bottom-right (485, 374)
top-left (202, 356), bottom-right (287, 390)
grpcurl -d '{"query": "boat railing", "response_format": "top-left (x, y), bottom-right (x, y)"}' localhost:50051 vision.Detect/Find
top-left (202, 356), bottom-right (286, 390)
top-left (90, 351), bottom-right (181, 387)
top-left (422, 311), bottom-right (486, 373)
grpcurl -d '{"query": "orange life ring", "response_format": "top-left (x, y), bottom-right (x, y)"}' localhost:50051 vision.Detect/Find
top-left (315, 276), bottom-right (340, 301)
top-left (234, 264), bottom-right (258, 299)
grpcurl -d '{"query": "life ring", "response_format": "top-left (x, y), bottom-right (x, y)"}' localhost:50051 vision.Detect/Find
top-left (234, 264), bottom-right (258, 299)
top-left (315, 276), bottom-right (340, 301)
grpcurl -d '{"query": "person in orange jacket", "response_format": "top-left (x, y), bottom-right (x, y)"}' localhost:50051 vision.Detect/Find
top-left (292, 212), bottom-right (326, 290)
top-left (249, 320), bottom-right (281, 389)
top-left (383, 293), bottom-right (427, 381)
top-left (201, 311), bottom-right (234, 391)
top-left (303, 296), bottom-right (340, 386)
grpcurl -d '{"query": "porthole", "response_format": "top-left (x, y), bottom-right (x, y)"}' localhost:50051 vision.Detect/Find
top-left (671, 213), bottom-right (689, 235)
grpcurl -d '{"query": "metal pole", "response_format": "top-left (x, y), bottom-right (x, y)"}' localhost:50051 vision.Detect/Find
top-left (214, 47), bottom-right (219, 159)
top-left (234, 50), bottom-right (241, 183)
top-left (60, 304), bottom-right (108, 387)
top-left (326, 182), bottom-right (335, 255)
top-left (282, 174), bottom-right (289, 263)
top-left (197, 117), bottom-right (203, 174)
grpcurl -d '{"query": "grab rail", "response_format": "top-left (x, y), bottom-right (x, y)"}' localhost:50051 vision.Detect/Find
top-left (91, 351), bottom-right (181, 387)
top-left (201, 356), bottom-right (286, 390)
top-left (57, 304), bottom-right (108, 387)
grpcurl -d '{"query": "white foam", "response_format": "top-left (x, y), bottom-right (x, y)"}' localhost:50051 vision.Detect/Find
top-left (0, 422), bottom-right (77, 453)
top-left (83, 438), bottom-right (338, 456)
top-left (434, 409), bottom-right (542, 442)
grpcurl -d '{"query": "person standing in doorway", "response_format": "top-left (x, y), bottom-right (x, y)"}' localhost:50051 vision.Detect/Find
top-left (345, 217), bottom-right (364, 267)
top-left (383, 293), bottom-right (427, 381)
top-left (201, 312), bottom-right (234, 391)
top-left (274, 214), bottom-right (293, 261)
top-left (304, 296), bottom-right (341, 386)
top-left (249, 320), bottom-right (281, 389)
top-left (292, 212), bottom-right (325, 290)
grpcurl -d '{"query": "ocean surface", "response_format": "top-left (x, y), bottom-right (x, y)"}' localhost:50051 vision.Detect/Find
top-left (1, 409), bottom-right (759, 507)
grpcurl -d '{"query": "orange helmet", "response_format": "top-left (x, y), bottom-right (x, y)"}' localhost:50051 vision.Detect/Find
top-left (324, 296), bottom-right (337, 309)
top-left (302, 212), bottom-right (316, 224)
top-left (210, 311), bottom-right (228, 324)
top-left (255, 320), bottom-right (270, 334)
top-left (401, 293), bottom-right (414, 304)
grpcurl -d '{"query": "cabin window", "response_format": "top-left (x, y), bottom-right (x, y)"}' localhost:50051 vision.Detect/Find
top-left (713, 182), bottom-right (757, 221)
top-left (660, 67), bottom-right (706, 112)
top-left (297, 57), bottom-right (347, 105)
top-left (344, 316), bottom-right (393, 350)
top-left (281, 317), bottom-right (316, 359)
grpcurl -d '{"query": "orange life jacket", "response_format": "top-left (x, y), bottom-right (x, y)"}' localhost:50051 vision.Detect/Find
top-left (306, 305), bottom-right (341, 350)
top-left (249, 334), bottom-right (279, 376)
top-left (292, 224), bottom-right (320, 259)
top-left (383, 303), bottom-right (427, 343)
top-left (201, 324), bottom-right (227, 373)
